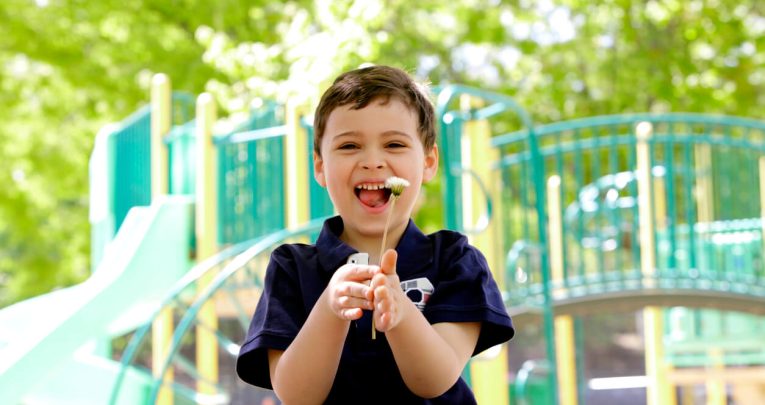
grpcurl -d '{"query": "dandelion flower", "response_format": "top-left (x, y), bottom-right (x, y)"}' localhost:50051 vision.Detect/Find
top-left (385, 176), bottom-right (410, 198)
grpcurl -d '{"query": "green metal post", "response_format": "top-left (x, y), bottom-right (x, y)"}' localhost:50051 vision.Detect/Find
top-left (530, 122), bottom-right (557, 405)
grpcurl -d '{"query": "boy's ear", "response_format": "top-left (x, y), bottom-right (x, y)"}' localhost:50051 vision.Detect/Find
top-left (313, 151), bottom-right (327, 187)
top-left (422, 144), bottom-right (439, 182)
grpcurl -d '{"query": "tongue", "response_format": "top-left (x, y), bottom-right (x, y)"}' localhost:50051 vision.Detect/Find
top-left (358, 189), bottom-right (387, 207)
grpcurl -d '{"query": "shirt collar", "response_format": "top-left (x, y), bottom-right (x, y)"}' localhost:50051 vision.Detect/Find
top-left (316, 216), bottom-right (433, 275)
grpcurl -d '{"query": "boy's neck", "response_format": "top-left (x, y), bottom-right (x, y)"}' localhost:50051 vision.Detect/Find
top-left (339, 221), bottom-right (408, 265)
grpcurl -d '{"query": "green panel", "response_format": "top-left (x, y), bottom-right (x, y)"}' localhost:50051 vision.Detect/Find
top-left (440, 113), bottom-right (464, 231)
top-left (109, 93), bottom-right (196, 235)
top-left (166, 119), bottom-right (196, 196)
top-left (111, 105), bottom-right (152, 233)
top-left (303, 120), bottom-right (334, 220)
top-left (665, 308), bottom-right (765, 367)
top-left (216, 104), bottom-right (287, 245)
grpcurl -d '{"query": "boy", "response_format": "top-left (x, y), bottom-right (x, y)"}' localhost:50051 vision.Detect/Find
top-left (237, 65), bottom-right (514, 404)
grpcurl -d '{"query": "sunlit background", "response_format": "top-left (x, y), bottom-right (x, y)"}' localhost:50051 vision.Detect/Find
top-left (2, 1), bottom-right (765, 404)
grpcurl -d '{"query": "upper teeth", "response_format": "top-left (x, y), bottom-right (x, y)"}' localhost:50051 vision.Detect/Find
top-left (356, 183), bottom-right (386, 190)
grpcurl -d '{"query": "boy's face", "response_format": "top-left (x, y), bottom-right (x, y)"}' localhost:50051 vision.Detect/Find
top-left (314, 97), bottom-right (438, 241)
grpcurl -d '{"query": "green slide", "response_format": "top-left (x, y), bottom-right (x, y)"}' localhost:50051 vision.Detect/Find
top-left (0, 196), bottom-right (194, 404)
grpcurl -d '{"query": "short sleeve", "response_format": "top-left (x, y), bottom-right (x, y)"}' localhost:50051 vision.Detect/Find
top-left (423, 234), bottom-right (514, 355)
top-left (236, 246), bottom-right (305, 388)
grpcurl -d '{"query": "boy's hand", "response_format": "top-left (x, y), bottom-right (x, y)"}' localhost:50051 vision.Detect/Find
top-left (371, 249), bottom-right (406, 332)
top-left (326, 263), bottom-right (375, 321)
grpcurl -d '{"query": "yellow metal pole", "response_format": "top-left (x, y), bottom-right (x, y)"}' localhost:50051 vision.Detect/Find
top-left (547, 175), bottom-right (578, 405)
top-left (652, 167), bottom-right (679, 403)
top-left (695, 144), bottom-right (727, 405)
top-left (636, 122), bottom-right (657, 288)
top-left (636, 122), bottom-right (675, 405)
top-left (195, 92), bottom-right (219, 396)
top-left (150, 73), bottom-right (173, 405)
top-left (284, 100), bottom-right (309, 228)
top-left (151, 74), bottom-right (170, 199)
top-left (739, 156), bottom-right (765, 405)
top-left (643, 308), bottom-right (673, 405)
top-left (460, 95), bottom-right (509, 405)
top-left (654, 175), bottom-right (667, 231)
top-left (152, 309), bottom-right (174, 405)
top-left (705, 348), bottom-right (726, 405)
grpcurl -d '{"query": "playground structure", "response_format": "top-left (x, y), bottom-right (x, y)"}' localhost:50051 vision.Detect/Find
top-left (0, 73), bottom-right (764, 404)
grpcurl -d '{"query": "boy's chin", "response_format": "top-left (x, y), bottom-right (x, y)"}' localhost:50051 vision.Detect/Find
top-left (348, 220), bottom-right (387, 236)
top-left (345, 216), bottom-right (402, 236)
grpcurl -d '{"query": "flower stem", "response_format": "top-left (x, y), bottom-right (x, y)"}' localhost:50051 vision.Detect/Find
top-left (379, 198), bottom-right (396, 260)
top-left (373, 196), bottom-right (398, 340)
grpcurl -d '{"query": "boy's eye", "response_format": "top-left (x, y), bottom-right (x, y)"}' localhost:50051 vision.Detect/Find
top-left (338, 143), bottom-right (358, 150)
top-left (386, 142), bottom-right (406, 148)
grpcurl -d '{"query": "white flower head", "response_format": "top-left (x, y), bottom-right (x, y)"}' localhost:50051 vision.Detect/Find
top-left (385, 176), bottom-right (410, 197)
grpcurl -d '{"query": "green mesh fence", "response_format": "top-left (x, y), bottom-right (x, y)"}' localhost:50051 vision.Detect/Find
top-left (665, 308), bottom-right (765, 367)
top-left (492, 114), bottom-right (765, 306)
top-left (166, 119), bottom-right (196, 196)
top-left (437, 86), bottom-right (765, 402)
top-left (303, 118), bottom-right (334, 220)
top-left (215, 103), bottom-right (287, 245)
top-left (110, 93), bottom-right (195, 233)
top-left (110, 97), bottom-right (327, 247)
top-left (111, 105), bottom-right (152, 233)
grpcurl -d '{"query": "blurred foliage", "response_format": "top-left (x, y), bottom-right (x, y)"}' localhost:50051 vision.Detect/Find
top-left (1, 0), bottom-right (764, 306)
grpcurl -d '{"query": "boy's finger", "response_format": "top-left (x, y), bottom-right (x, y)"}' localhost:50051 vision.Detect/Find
top-left (373, 285), bottom-right (387, 302)
top-left (341, 308), bottom-right (363, 320)
top-left (370, 273), bottom-right (386, 288)
top-left (344, 264), bottom-right (377, 280)
top-left (341, 282), bottom-right (371, 299)
top-left (339, 296), bottom-right (372, 310)
top-left (380, 249), bottom-right (398, 275)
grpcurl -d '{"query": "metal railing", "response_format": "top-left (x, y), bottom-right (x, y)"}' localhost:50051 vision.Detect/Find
top-left (110, 218), bottom-right (327, 404)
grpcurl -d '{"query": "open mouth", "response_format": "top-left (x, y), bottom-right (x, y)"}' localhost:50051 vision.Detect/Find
top-left (355, 183), bottom-right (393, 208)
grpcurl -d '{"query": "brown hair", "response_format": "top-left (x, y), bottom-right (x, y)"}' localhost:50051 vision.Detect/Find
top-left (313, 65), bottom-right (436, 155)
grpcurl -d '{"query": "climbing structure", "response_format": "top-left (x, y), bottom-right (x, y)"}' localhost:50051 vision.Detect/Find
top-left (435, 86), bottom-right (765, 405)
top-left (1, 76), bottom-right (764, 405)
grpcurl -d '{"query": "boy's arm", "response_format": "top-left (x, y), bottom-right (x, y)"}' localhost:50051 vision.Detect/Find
top-left (267, 292), bottom-right (347, 405)
top-left (385, 300), bottom-right (480, 398)
top-left (372, 250), bottom-right (481, 398)
top-left (268, 264), bottom-right (376, 404)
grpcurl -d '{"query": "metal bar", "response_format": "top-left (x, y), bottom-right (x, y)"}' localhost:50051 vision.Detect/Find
top-left (215, 125), bottom-right (288, 145)
top-left (574, 131), bottom-right (586, 282)
top-left (665, 122), bottom-right (678, 273)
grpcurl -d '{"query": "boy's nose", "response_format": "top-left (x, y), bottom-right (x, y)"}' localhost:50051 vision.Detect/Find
top-left (360, 152), bottom-right (385, 170)
top-left (362, 162), bottom-right (385, 170)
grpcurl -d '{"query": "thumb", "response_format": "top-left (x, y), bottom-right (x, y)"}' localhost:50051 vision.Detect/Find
top-left (380, 249), bottom-right (398, 275)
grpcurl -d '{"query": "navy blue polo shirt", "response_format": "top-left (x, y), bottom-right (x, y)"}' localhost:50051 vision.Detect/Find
top-left (237, 216), bottom-right (514, 404)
